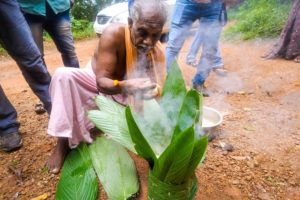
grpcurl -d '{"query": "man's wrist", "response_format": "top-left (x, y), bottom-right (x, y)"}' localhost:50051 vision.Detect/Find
top-left (113, 80), bottom-right (119, 87)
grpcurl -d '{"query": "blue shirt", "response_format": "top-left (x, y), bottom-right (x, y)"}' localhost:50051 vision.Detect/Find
top-left (18, 0), bottom-right (70, 16)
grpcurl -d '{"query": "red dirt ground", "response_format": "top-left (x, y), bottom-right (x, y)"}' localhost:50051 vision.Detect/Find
top-left (0, 37), bottom-right (299, 200)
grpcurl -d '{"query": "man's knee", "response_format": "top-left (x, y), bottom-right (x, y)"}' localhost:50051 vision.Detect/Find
top-left (52, 67), bottom-right (77, 82)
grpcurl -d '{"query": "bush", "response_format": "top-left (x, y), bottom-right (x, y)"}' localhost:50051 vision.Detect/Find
top-left (71, 19), bottom-right (95, 40)
top-left (43, 18), bottom-right (95, 41)
top-left (225, 0), bottom-right (292, 40)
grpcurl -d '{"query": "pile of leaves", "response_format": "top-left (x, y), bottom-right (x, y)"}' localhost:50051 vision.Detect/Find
top-left (56, 62), bottom-right (208, 199)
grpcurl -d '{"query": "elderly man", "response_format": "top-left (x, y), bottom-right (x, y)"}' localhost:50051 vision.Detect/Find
top-left (46, 0), bottom-right (167, 173)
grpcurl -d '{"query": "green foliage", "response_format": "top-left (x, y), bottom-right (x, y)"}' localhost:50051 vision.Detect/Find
top-left (126, 61), bottom-right (207, 199)
top-left (160, 61), bottom-right (187, 128)
top-left (56, 144), bottom-right (98, 200)
top-left (125, 107), bottom-right (158, 168)
top-left (71, 0), bottom-right (124, 22)
top-left (71, 0), bottom-right (98, 22)
top-left (88, 61), bottom-right (208, 199)
top-left (43, 18), bottom-right (95, 41)
top-left (89, 137), bottom-right (139, 200)
top-left (0, 46), bottom-right (6, 56)
top-left (153, 126), bottom-right (195, 184)
top-left (57, 138), bottom-right (139, 200)
top-left (148, 172), bottom-right (197, 200)
top-left (88, 96), bottom-right (135, 153)
top-left (225, 0), bottom-right (292, 40)
top-left (71, 19), bottom-right (95, 40)
top-left (172, 90), bottom-right (201, 140)
top-left (141, 99), bottom-right (173, 155)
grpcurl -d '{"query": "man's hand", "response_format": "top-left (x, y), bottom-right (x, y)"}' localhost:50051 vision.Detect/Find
top-left (121, 78), bottom-right (159, 99)
top-left (142, 84), bottom-right (160, 99)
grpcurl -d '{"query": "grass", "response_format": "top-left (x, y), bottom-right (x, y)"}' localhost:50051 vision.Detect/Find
top-left (72, 21), bottom-right (96, 40)
top-left (0, 46), bottom-right (6, 56)
top-left (224, 0), bottom-right (292, 40)
top-left (44, 19), bottom-right (96, 41)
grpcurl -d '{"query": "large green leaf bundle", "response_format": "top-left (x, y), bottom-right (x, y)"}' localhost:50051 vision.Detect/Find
top-left (88, 61), bottom-right (208, 199)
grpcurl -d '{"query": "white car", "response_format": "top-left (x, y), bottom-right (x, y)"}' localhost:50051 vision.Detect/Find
top-left (93, 0), bottom-right (176, 40)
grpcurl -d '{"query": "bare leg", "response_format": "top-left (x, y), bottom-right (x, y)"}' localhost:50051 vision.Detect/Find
top-left (46, 137), bottom-right (70, 174)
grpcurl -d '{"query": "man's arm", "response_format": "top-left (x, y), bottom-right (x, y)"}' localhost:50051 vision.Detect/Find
top-left (93, 25), bottom-right (158, 97)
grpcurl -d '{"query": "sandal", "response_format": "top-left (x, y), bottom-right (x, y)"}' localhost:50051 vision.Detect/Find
top-left (35, 102), bottom-right (46, 114)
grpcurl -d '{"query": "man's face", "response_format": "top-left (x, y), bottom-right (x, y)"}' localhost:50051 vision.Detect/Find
top-left (129, 17), bottom-right (164, 53)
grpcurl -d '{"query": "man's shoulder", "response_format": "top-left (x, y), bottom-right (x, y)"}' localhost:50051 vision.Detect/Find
top-left (101, 23), bottom-right (126, 44)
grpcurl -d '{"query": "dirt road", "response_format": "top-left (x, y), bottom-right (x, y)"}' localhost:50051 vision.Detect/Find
top-left (0, 37), bottom-right (299, 200)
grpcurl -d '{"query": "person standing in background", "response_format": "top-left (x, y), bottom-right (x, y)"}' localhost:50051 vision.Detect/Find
top-left (166, 0), bottom-right (223, 97)
top-left (17, 0), bottom-right (80, 113)
top-left (128, 0), bottom-right (134, 11)
top-left (186, 2), bottom-right (227, 76)
top-left (17, 0), bottom-right (79, 68)
top-left (0, 0), bottom-right (51, 152)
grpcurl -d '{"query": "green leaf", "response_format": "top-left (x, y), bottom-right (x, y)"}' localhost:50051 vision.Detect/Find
top-left (137, 99), bottom-right (173, 156)
top-left (88, 110), bottom-right (135, 153)
top-left (125, 107), bottom-right (157, 168)
top-left (184, 136), bottom-right (208, 181)
top-left (160, 60), bottom-right (187, 129)
top-left (148, 171), bottom-right (198, 200)
top-left (94, 95), bottom-right (125, 115)
top-left (164, 127), bottom-right (195, 184)
top-left (173, 89), bottom-right (200, 140)
top-left (153, 127), bottom-right (194, 184)
top-left (56, 143), bottom-right (98, 200)
top-left (89, 137), bottom-right (139, 200)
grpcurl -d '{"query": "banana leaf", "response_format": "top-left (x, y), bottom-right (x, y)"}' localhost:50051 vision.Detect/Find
top-left (89, 137), bottom-right (139, 200)
top-left (88, 110), bottom-right (135, 153)
top-left (134, 99), bottom-right (173, 156)
top-left (125, 107), bottom-right (157, 168)
top-left (172, 90), bottom-right (201, 140)
top-left (152, 126), bottom-right (195, 183)
top-left (56, 143), bottom-right (98, 200)
top-left (148, 171), bottom-right (197, 200)
top-left (160, 60), bottom-right (187, 128)
top-left (184, 136), bottom-right (208, 182)
top-left (95, 95), bottom-right (125, 116)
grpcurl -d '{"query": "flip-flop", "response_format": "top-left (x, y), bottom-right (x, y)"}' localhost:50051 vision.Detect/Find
top-left (35, 102), bottom-right (46, 114)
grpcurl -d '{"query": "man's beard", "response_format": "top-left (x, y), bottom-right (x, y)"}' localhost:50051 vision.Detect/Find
top-left (137, 44), bottom-right (154, 53)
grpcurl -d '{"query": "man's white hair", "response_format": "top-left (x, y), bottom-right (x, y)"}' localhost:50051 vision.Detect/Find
top-left (130, 0), bottom-right (167, 24)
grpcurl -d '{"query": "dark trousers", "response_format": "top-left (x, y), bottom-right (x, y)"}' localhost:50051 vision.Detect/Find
top-left (24, 2), bottom-right (80, 68)
top-left (0, 0), bottom-right (51, 135)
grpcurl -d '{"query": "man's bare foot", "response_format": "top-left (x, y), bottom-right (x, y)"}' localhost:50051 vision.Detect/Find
top-left (46, 138), bottom-right (70, 174)
top-left (294, 55), bottom-right (300, 63)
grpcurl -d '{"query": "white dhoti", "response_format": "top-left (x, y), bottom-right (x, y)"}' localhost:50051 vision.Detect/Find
top-left (48, 65), bottom-right (127, 148)
top-left (47, 66), bottom-right (98, 148)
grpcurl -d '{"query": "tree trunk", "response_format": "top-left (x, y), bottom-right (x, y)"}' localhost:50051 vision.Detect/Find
top-left (264, 0), bottom-right (300, 60)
